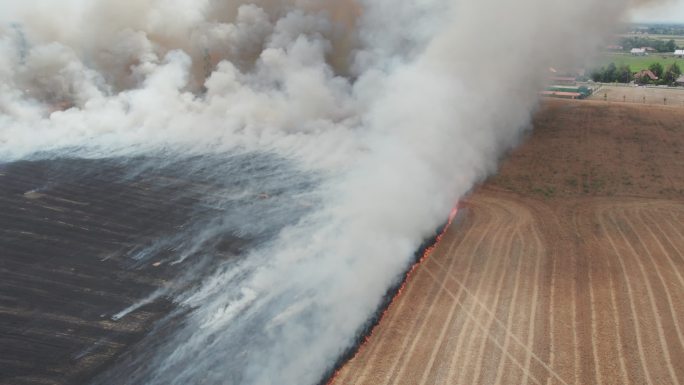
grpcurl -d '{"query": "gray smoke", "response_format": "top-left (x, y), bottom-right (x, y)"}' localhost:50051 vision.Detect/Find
top-left (0, 0), bottom-right (666, 384)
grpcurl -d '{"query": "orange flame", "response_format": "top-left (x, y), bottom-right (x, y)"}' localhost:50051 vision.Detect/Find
top-left (326, 204), bottom-right (459, 385)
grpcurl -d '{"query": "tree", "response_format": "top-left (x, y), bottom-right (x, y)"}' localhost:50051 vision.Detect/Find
top-left (591, 62), bottom-right (638, 83)
top-left (616, 64), bottom-right (632, 83)
top-left (661, 62), bottom-right (682, 85)
top-left (591, 68), bottom-right (604, 82)
top-left (648, 62), bottom-right (664, 78)
top-left (666, 39), bottom-right (676, 53)
top-left (605, 62), bottom-right (617, 83)
top-left (619, 37), bottom-right (678, 53)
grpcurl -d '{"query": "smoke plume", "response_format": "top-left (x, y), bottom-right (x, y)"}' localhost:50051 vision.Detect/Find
top-left (0, 0), bottom-right (664, 384)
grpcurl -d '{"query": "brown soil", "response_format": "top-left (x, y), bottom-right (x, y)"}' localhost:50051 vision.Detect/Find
top-left (333, 99), bottom-right (684, 385)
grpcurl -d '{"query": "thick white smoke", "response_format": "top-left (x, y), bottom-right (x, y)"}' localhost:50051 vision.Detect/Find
top-left (0, 0), bottom-right (663, 384)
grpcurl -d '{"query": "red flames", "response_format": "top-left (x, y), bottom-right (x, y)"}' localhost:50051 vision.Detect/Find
top-left (326, 205), bottom-right (459, 385)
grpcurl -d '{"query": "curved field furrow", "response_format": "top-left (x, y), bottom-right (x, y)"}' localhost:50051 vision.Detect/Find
top-left (484, 233), bottom-right (523, 384)
top-left (640, 209), bottom-right (684, 289)
top-left (415, 215), bottom-right (500, 385)
top-left (582, 210), bottom-right (603, 385)
top-left (456, 227), bottom-right (519, 385)
top-left (597, 206), bottom-right (657, 384)
top-left (399, 217), bottom-right (502, 385)
top-left (431, 207), bottom-right (505, 381)
top-left (414, 240), bottom-right (479, 385)
top-left (383, 224), bottom-right (491, 385)
top-left (337, 205), bottom-right (492, 385)
top-left (481, 227), bottom-right (537, 384)
top-left (628, 209), bottom-right (684, 361)
top-left (443, 214), bottom-right (514, 385)
top-left (577, 204), bottom-right (629, 385)
top-left (357, 268), bottom-right (444, 384)
top-left (605, 208), bottom-right (680, 385)
top-left (453, 217), bottom-right (518, 383)
top-left (428, 202), bottom-right (569, 385)
top-left (656, 211), bottom-right (684, 265)
top-left (334, 99), bottom-right (684, 385)
top-left (422, 266), bottom-right (545, 385)
top-left (545, 232), bottom-right (558, 385)
top-left (334, 195), bottom-right (684, 385)
top-left (336, 217), bottom-right (475, 385)
top-left (523, 226), bottom-right (544, 385)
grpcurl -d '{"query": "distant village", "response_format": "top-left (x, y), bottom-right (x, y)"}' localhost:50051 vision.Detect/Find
top-left (542, 25), bottom-right (684, 100)
top-left (593, 31), bottom-right (684, 86)
top-left (590, 53), bottom-right (683, 87)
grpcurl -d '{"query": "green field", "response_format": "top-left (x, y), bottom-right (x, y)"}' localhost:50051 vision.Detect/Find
top-left (599, 53), bottom-right (684, 72)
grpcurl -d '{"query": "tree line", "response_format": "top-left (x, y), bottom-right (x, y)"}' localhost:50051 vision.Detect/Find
top-left (619, 37), bottom-right (678, 53)
top-left (590, 62), bottom-right (682, 85)
top-left (642, 25), bottom-right (684, 36)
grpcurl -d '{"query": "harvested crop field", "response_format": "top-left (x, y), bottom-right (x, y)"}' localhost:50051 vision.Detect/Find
top-left (333, 100), bottom-right (684, 385)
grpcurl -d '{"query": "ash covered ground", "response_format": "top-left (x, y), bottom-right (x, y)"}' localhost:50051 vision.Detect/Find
top-left (0, 153), bottom-right (319, 385)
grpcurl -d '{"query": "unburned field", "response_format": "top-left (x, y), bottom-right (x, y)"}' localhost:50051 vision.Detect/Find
top-left (599, 52), bottom-right (684, 72)
top-left (333, 100), bottom-right (684, 385)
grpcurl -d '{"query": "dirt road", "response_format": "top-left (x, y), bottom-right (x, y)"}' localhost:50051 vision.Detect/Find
top-left (334, 100), bottom-right (684, 385)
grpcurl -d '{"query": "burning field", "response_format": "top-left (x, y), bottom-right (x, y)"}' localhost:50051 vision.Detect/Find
top-left (333, 99), bottom-right (684, 385)
top-left (1, 1), bottom-right (682, 384)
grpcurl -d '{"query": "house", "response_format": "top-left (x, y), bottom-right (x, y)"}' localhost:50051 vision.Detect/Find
top-left (630, 48), bottom-right (647, 56)
top-left (546, 85), bottom-right (592, 98)
top-left (634, 69), bottom-right (659, 82)
top-left (675, 49), bottom-right (684, 58)
top-left (540, 91), bottom-right (583, 100)
top-left (676, 75), bottom-right (684, 86)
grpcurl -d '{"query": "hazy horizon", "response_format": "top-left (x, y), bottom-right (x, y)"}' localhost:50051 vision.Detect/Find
top-left (631, 1), bottom-right (684, 23)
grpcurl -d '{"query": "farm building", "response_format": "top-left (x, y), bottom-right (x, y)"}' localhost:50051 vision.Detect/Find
top-left (540, 91), bottom-right (583, 99)
top-left (630, 48), bottom-right (647, 56)
top-left (545, 85), bottom-right (592, 98)
top-left (675, 49), bottom-right (684, 58)
top-left (677, 75), bottom-right (684, 86)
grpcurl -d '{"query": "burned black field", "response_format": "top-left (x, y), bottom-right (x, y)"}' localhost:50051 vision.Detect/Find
top-left (0, 154), bottom-right (314, 385)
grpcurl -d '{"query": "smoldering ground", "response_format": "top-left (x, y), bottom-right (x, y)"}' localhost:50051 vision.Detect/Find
top-left (0, 0), bottom-right (670, 384)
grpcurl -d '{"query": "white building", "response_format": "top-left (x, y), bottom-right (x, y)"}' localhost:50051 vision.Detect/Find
top-left (631, 48), bottom-right (647, 56)
top-left (677, 75), bottom-right (684, 86)
top-left (675, 49), bottom-right (684, 58)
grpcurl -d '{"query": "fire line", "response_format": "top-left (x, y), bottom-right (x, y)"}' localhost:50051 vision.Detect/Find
top-left (325, 205), bottom-right (460, 385)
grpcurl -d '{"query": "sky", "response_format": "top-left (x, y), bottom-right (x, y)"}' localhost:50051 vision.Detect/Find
top-left (1, 1), bottom-right (683, 25)
top-left (631, 1), bottom-right (684, 23)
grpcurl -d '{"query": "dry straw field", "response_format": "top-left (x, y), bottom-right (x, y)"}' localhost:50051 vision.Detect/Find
top-left (333, 99), bottom-right (684, 385)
